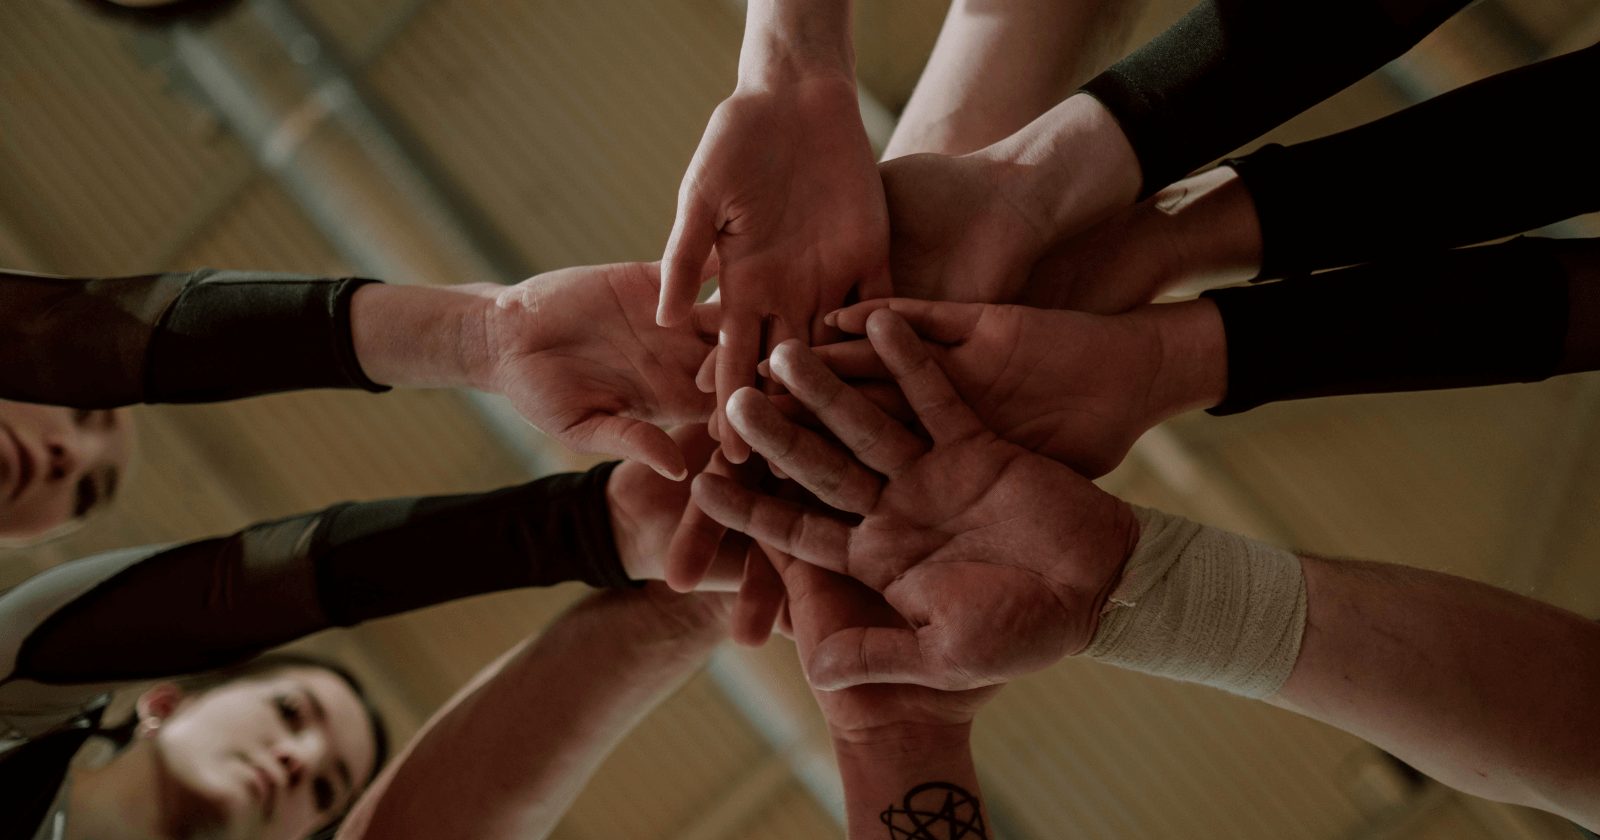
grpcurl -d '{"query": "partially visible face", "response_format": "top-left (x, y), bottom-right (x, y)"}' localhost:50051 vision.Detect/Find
top-left (0, 401), bottom-right (132, 540)
top-left (152, 667), bottom-right (378, 840)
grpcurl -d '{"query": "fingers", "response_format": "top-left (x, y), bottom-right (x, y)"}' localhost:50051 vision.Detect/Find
top-left (660, 192), bottom-right (718, 326)
top-left (765, 341), bottom-right (926, 478)
top-left (695, 345), bottom-right (718, 394)
top-left (569, 415), bottom-right (686, 481)
top-left (691, 473), bottom-right (854, 574)
top-left (714, 319), bottom-right (761, 463)
top-left (664, 452), bottom-right (742, 591)
top-left (724, 388), bottom-right (883, 515)
top-left (826, 298), bottom-right (984, 344)
top-left (866, 310), bottom-right (985, 445)
top-left (690, 302), bottom-right (722, 342)
top-left (730, 542), bottom-right (786, 647)
top-left (807, 340), bottom-right (890, 381)
top-left (806, 626), bottom-right (962, 691)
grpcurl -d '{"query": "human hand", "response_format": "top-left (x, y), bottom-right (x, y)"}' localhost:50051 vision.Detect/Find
top-left (1022, 165), bottom-right (1264, 312)
top-left (608, 425), bottom-right (752, 590)
top-left (692, 310), bottom-right (1142, 691)
top-left (477, 262), bottom-right (715, 480)
top-left (879, 150), bottom-right (1055, 304)
top-left (659, 74), bottom-right (890, 463)
top-left (807, 297), bottom-right (1226, 477)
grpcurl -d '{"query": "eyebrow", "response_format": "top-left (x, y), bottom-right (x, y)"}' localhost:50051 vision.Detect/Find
top-left (101, 467), bottom-right (120, 503)
top-left (301, 685), bottom-right (356, 803)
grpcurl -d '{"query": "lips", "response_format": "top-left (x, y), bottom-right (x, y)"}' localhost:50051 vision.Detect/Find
top-left (243, 759), bottom-right (280, 821)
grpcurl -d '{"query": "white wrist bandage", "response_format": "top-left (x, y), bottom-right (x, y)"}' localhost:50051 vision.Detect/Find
top-left (1082, 507), bottom-right (1307, 698)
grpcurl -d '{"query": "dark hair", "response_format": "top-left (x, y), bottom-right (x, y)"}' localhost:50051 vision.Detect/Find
top-left (97, 652), bottom-right (391, 840)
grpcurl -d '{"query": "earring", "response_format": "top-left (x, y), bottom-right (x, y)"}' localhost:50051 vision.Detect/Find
top-left (137, 717), bottom-right (163, 738)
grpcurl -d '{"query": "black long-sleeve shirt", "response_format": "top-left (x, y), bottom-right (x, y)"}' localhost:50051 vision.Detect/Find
top-left (1204, 237), bottom-right (1600, 414)
top-left (1081, 0), bottom-right (1470, 195)
top-left (0, 268), bottom-right (388, 406)
top-left (1225, 41), bottom-right (1600, 280)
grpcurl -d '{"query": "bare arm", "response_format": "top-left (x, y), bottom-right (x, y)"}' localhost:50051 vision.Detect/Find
top-left (885, 0), bottom-right (1143, 160)
top-left (338, 587), bottom-right (727, 839)
top-left (1272, 556), bottom-right (1600, 829)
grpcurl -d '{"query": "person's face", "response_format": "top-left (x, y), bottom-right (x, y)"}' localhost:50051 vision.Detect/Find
top-left (148, 667), bottom-right (378, 840)
top-left (0, 401), bottom-right (131, 540)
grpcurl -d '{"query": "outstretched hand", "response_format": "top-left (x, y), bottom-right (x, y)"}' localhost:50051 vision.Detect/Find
top-left (658, 75), bottom-right (890, 463)
top-left (481, 262), bottom-right (715, 480)
top-left (691, 310), bottom-right (1140, 691)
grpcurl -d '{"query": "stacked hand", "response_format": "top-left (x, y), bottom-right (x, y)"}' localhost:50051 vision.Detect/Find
top-left (659, 73), bottom-right (890, 463)
top-left (478, 262), bottom-right (717, 480)
top-left (691, 310), bottom-right (1141, 691)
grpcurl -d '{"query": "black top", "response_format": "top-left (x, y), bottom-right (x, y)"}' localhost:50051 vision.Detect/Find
top-left (1204, 237), bottom-right (1587, 414)
top-left (1080, 0), bottom-right (1468, 196)
top-left (1228, 41), bottom-right (1600, 280)
top-left (0, 268), bottom-right (388, 407)
top-left (0, 462), bottom-right (629, 839)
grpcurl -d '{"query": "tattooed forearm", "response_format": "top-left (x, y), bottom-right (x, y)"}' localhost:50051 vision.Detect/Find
top-left (880, 781), bottom-right (988, 839)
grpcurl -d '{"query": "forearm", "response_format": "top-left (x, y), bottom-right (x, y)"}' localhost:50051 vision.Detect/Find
top-left (1205, 237), bottom-right (1585, 415)
top-left (885, 0), bottom-right (1143, 160)
top-left (1272, 556), bottom-right (1600, 828)
top-left (0, 268), bottom-right (385, 406)
top-left (341, 589), bottom-right (725, 839)
top-left (10, 464), bottom-right (629, 685)
top-left (1231, 42), bottom-right (1600, 279)
top-left (1082, 0), bottom-right (1468, 195)
top-left (348, 281), bottom-right (497, 390)
top-left (833, 726), bottom-right (991, 839)
top-left (739, 0), bottom-right (855, 87)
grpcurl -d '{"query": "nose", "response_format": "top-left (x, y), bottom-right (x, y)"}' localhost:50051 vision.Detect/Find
top-left (273, 746), bottom-right (307, 788)
top-left (43, 424), bottom-right (108, 485)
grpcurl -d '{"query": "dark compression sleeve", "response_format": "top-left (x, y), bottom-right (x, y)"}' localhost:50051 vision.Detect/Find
top-left (11, 462), bottom-right (628, 684)
top-left (1204, 238), bottom-right (1578, 415)
top-left (1227, 42), bottom-right (1600, 280)
top-left (1080, 0), bottom-right (1468, 195)
top-left (0, 268), bottom-right (388, 407)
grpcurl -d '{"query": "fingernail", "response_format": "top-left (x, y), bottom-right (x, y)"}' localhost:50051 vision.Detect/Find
top-left (823, 311), bottom-right (839, 327)
top-left (757, 360), bottom-right (771, 378)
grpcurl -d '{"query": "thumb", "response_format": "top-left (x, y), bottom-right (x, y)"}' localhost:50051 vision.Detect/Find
top-left (808, 626), bottom-right (957, 691)
top-left (660, 191), bottom-right (719, 326)
top-left (568, 414), bottom-right (687, 481)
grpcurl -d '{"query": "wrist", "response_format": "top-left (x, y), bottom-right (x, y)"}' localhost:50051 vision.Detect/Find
top-left (1139, 298), bottom-right (1228, 419)
top-left (986, 92), bottom-right (1141, 239)
top-left (604, 471), bottom-right (651, 582)
top-left (1154, 166), bottom-right (1264, 286)
top-left (350, 283), bottom-right (498, 390)
top-left (738, 0), bottom-right (855, 89)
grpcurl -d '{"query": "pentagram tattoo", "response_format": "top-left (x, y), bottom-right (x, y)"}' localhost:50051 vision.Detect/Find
top-left (880, 781), bottom-right (988, 839)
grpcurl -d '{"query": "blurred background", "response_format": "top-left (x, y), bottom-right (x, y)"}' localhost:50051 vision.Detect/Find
top-left (2, 0), bottom-right (1597, 837)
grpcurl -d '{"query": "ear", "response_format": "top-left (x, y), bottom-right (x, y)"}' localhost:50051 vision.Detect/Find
top-left (135, 682), bottom-right (186, 734)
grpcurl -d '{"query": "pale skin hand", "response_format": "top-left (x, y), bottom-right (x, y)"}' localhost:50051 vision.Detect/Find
top-left (769, 548), bottom-right (996, 838)
top-left (1023, 165), bottom-right (1266, 312)
top-left (804, 297), bottom-right (1227, 478)
top-left (658, 0), bottom-right (891, 464)
top-left (691, 310), bottom-right (1140, 691)
top-left (884, 0), bottom-right (1146, 161)
top-left (338, 585), bottom-right (730, 840)
top-left (352, 263), bottom-right (716, 481)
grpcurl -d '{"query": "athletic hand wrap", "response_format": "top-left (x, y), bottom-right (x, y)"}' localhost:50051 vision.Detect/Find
top-left (1083, 507), bottom-right (1307, 698)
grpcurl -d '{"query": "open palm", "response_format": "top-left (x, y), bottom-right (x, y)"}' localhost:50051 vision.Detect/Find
top-left (693, 310), bottom-right (1139, 691)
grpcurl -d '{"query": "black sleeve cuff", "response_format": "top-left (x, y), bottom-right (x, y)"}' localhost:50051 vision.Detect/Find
top-left (144, 269), bottom-right (390, 403)
top-left (1204, 238), bottom-right (1570, 415)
